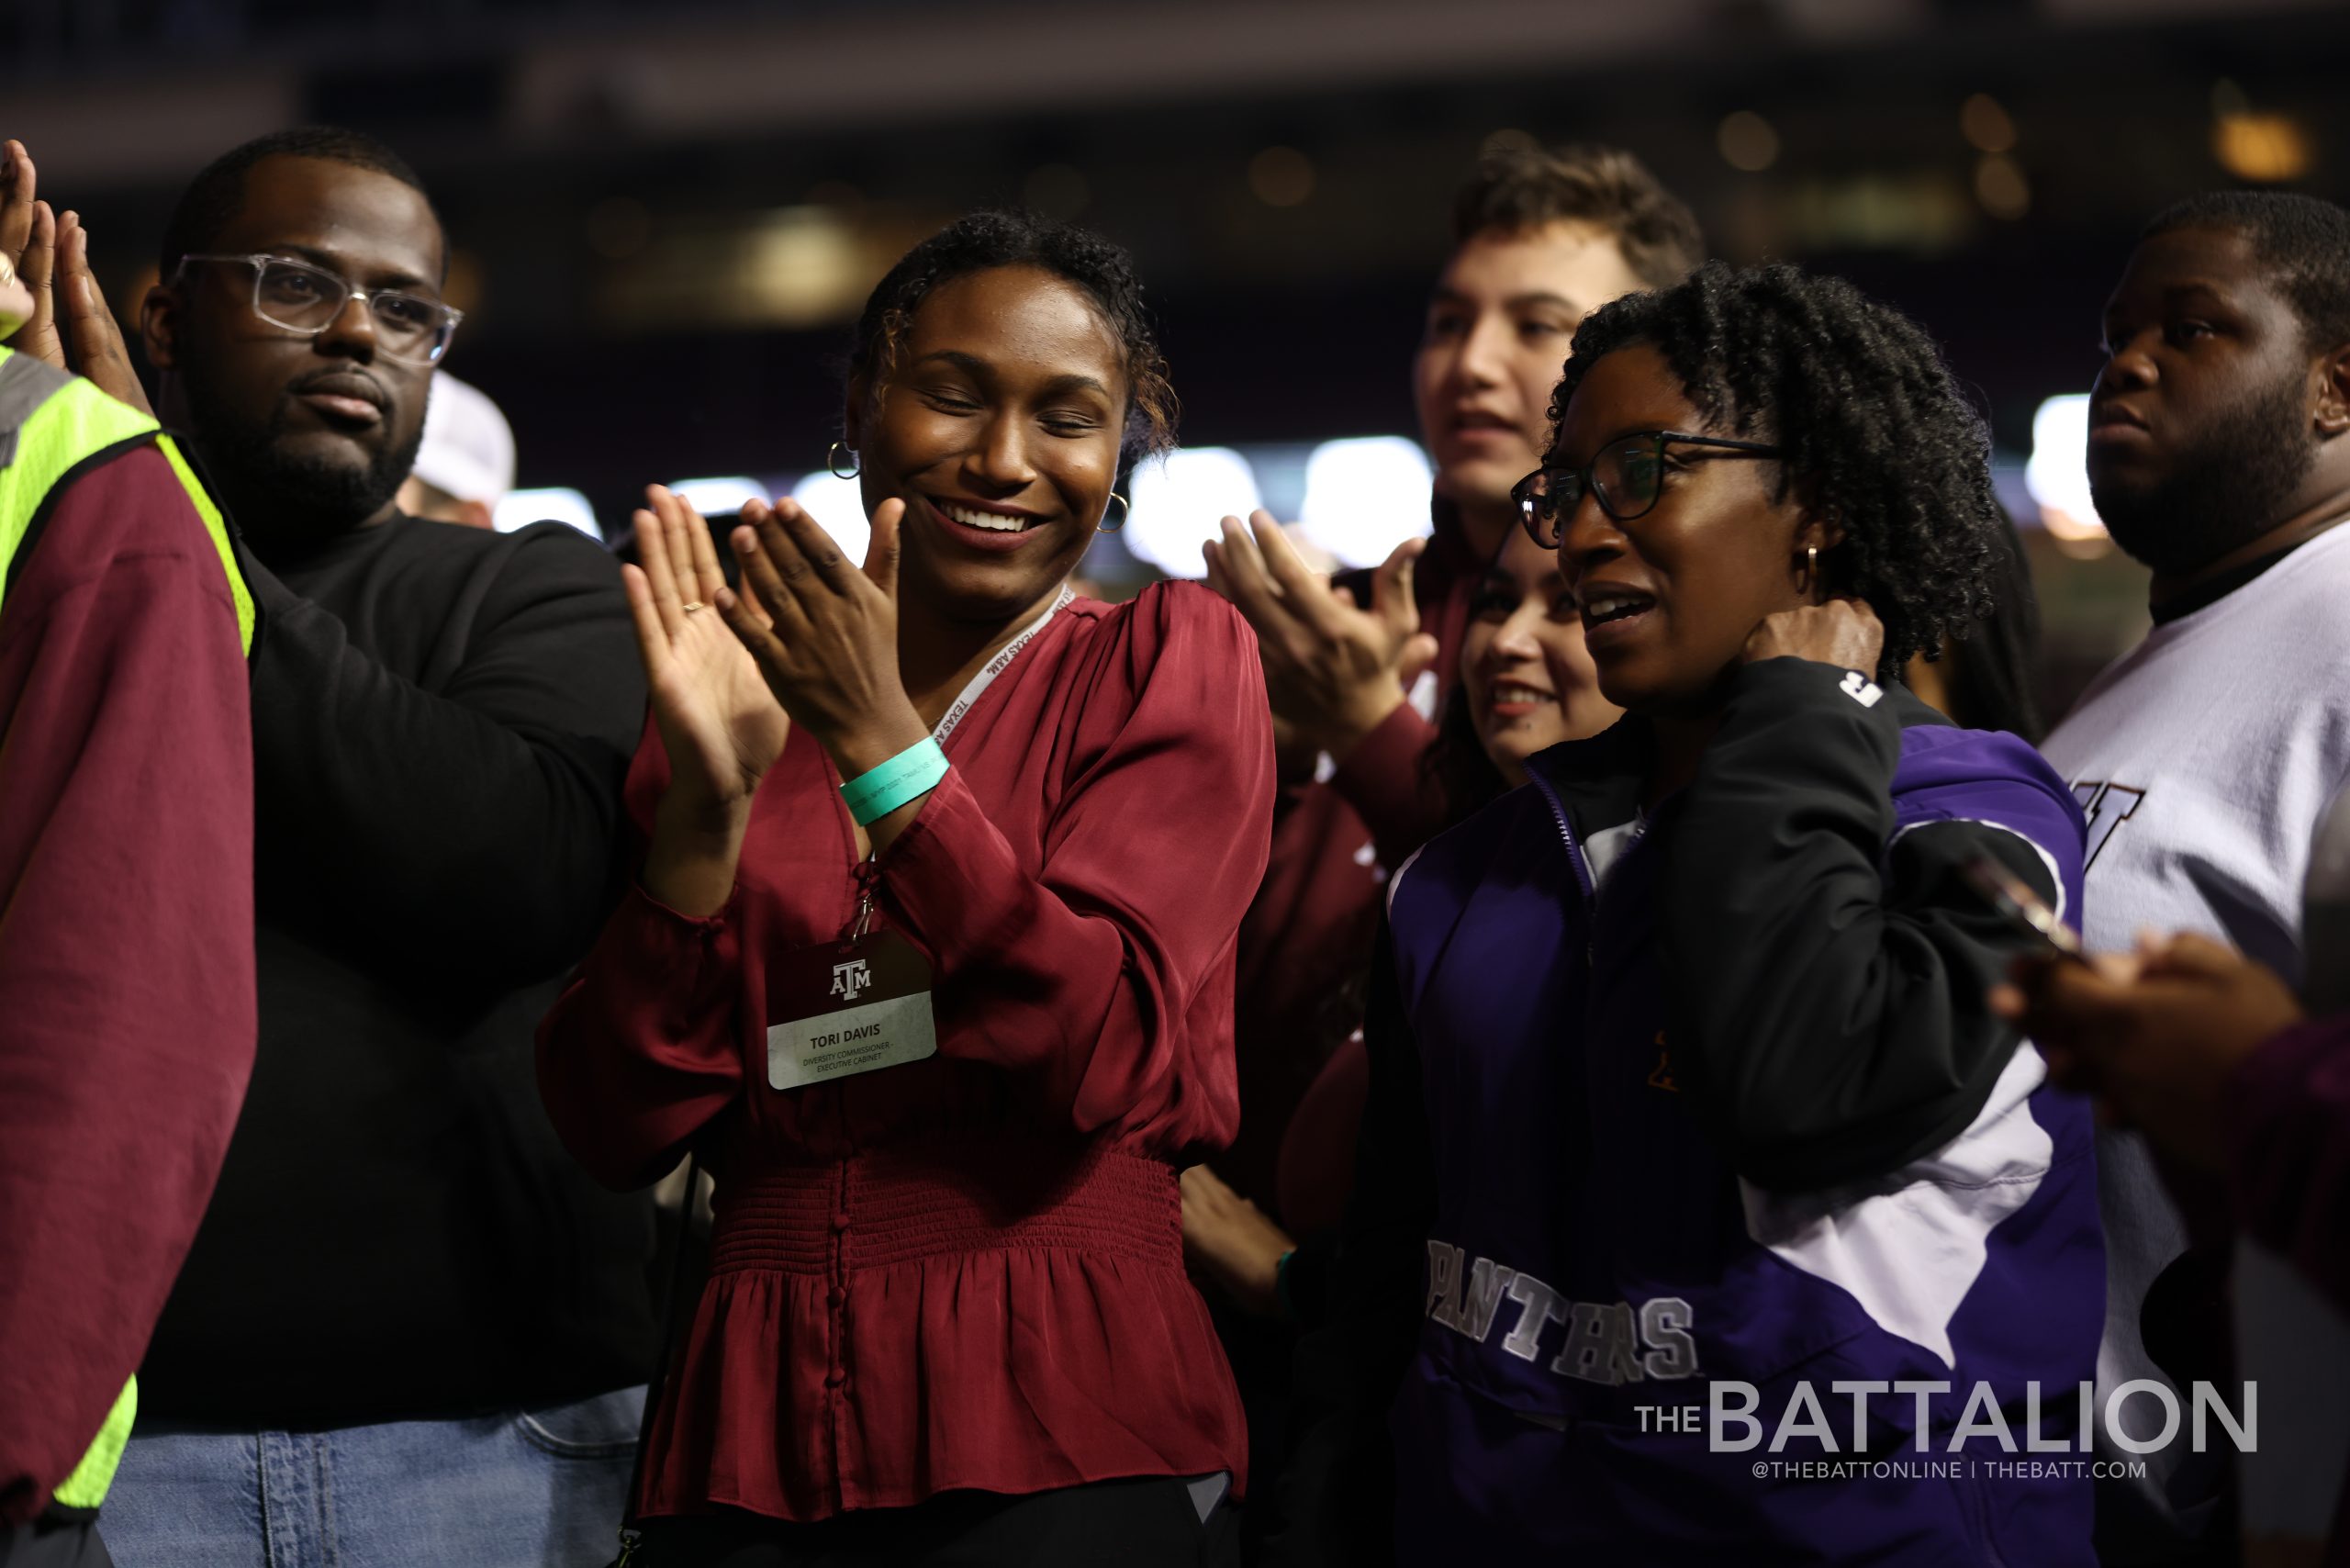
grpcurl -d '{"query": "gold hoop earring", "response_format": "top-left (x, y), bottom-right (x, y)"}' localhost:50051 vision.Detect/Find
top-left (1799, 543), bottom-right (1818, 596)
top-left (827, 441), bottom-right (860, 480)
top-left (1096, 492), bottom-right (1129, 533)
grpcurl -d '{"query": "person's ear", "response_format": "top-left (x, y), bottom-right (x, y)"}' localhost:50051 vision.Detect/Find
top-left (2313, 342), bottom-right (2350, 438)
top-left (140, 283), bottom-right (180, 371)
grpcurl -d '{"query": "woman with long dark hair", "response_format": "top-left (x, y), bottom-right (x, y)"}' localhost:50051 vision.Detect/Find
top-left (539, 211), bottom-right (1268, 1566)
top-left (1268, 263), bottom-right (2100, 1565)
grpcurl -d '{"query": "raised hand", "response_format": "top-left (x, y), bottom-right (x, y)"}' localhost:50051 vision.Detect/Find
top-left (623, 487), bottom-right (790, 916)
top-left (1, 141), bottom-right (62, 364)
top-left (1203, 509), bottom-right (1437, 760)
top-left (717, 497), bottom-right (932, 855)
top-left (1740, 597), bottom-right (1885, 675)
top-left (54, 211), bottom-right (151, 414)
top-left (719, 496), bottom-right (927, 778)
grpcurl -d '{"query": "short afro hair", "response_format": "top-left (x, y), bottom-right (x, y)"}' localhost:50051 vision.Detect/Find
top-left (846, 208), bottom-right (1176, 463)
top-left (1549, 260), bottom-right (2004, 685)
top-left (1452, 142), bottom-right (1704, 290)
top-left (2142, 190), bottom-right (2350, 355)
top-left (160, 126), bottom-right (440, 281)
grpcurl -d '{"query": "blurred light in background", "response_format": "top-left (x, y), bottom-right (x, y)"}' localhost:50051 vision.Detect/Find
top-left (498, 487), bottom-right (601, 538)
top-left (1960, 94), bottom-right (2018, 155)
top-left (743, 208), bottom-right (870, 326)
top-left (1248, 146), bottom-right (1316, 207)
top-left (2212, 113), bottom-right (2313, 184)
top-left (1787, 174), bottom-right (1971, 253)
top-left (1974, 154), bottom-right (2031, 221)
top-left (668, 476), bottom-right (767, 516)
top-left (1717, 112), bottom-right (1781, 174)
top-left (599, 204), bottom-right (885, 332)
top-left (1125, 446), bottom-right (1265, 578)
top-left (2024, 395), bottom-right (2110, 551)
top-left (1297, 436), bottom-right (1436, 569)
top-left (789, 471), bottom-right (872, 559)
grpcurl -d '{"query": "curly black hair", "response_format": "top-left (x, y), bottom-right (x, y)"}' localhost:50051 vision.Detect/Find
top-left (846, 209), bottom-right (1176, 463)
top-left (1548, 260), bottom-right (2004, 684)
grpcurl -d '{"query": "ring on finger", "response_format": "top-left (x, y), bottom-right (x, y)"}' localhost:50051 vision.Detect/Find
top-left (680, 600), bottom-right (707, 614)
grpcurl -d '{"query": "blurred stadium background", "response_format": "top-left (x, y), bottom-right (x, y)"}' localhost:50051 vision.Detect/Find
top-left (9, 0), bottom-right (2346, 705)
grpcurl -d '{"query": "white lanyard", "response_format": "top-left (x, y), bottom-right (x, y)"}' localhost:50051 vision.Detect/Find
top-left (849, 583), bottom-right (1073, 924)
top-left (929, 583), bottom-right (1074, 747)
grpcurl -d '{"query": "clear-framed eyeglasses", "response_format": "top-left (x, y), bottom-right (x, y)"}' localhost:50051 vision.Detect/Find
top-left (175, 252), bottom-right (464, 366)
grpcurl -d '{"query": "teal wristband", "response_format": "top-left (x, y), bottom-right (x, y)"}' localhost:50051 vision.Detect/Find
top-left (840, 737), bottom-right (948, 825)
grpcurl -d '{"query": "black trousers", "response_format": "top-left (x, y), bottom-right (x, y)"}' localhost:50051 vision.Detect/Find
top-left (0, 1517), bottom-right (112, 1568)
top-left (630, 1477), bottom-right (1238, 1568)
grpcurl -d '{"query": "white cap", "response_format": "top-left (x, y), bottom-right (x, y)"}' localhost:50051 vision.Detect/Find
top-left (413, 373), bottom-right (516, 505)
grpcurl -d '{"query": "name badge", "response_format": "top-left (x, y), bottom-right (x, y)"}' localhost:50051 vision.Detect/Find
top-left (767, 929), bottom-right (937, 1091)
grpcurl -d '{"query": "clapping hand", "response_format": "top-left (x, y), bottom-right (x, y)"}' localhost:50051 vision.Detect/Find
top-left (624, 487), bottom-right (790, 916)
top-left (1, 141), bottom-right (151, 413)
top-left (1203, 510), bottom-right (1438, 760)
top-left (718, 496), bottom-right (928, 784)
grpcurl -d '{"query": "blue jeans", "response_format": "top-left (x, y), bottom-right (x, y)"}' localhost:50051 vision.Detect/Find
top-left (98, 1386), bottom-right (643, 1568)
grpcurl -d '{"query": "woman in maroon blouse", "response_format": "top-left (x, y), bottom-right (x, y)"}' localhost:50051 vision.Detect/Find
top-left (538, 213), bottom-right (1271, 1564)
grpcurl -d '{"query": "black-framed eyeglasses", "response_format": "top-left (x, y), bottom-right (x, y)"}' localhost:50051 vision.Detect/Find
top-left (175, 253), bottom-right (464, 365)
top-left (1512, 430), bottom-right (1782, 548)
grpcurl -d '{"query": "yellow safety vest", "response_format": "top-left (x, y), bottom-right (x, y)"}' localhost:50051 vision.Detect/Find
top-left (0, 345), bottom-right (252, 652)
top-left (0, 345), bottom-right (253, 1510)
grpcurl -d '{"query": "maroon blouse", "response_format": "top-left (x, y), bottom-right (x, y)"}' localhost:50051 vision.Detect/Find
top-left (538, 581), bottom-right (1273, 1522)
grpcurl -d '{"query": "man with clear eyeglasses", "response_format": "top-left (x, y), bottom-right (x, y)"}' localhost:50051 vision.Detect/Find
top-left (78, 127), bottom-right (658, 1568)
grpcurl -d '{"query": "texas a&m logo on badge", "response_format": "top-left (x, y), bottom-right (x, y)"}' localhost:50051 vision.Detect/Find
top-left (768, 931), bottom-right (937, 1091)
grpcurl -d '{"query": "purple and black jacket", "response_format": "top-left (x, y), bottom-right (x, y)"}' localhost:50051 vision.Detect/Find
top-left (1268, 658), bottom-right (2104, 1566)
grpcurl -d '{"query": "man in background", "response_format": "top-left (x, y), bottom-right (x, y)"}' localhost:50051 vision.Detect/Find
top-left (2039, 189), bottom-right (2350, 1564)
top-left (84, 127), bottom-right (655, 1567)
top-left (396, 369), bottom-right (513, 529)
top-left (0, 140), bottom-right (254, 1568)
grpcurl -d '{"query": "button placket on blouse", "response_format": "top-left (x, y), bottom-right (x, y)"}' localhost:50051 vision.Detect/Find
top-left (822, 865), bottom-right (869, 1504)
top-left (824, 991), bottom-right (856, 1503)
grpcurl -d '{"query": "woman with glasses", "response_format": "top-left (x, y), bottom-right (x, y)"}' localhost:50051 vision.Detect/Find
top-left (537, 211), bottom-right (1269, 1566)
top-left (1266, 263), bottom-right (2100, 1566)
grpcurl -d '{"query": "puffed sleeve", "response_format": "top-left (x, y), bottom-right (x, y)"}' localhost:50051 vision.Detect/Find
top-left (874, 582), bottom-right (1276, 1145)
top-left (536, 721), bottom-right (747, 1190)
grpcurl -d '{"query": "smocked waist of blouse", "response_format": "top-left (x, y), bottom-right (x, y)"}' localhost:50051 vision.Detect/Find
top-left (707, 1135), bottom-right (1183, 1276)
